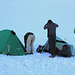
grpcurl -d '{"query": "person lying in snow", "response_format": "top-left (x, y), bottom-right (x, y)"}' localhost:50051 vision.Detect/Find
top-left (24, 32), bottom-right (35, 55)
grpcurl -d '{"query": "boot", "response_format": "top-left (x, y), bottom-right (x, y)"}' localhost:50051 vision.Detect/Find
top-left (49, 55), bottom-right (56, 58)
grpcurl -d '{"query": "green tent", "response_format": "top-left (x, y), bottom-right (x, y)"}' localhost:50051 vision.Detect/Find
top-left (74, 28), bottom-right (75, 33)
top-left (42, 36), bottom-right (75, 56)
top-left (0, 29), bottom-right (26, 56)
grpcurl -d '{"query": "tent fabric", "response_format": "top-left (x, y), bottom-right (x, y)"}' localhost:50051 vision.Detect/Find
top-left (74, 28), bottom-right (75, 33)
top-left (42, 36), bottom-right (75, 56)
top-left (0, 29), bottom-right (26, 56)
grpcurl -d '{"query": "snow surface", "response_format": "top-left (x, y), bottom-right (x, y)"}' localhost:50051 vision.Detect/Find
top-left (0, 0), bottom-right (75, 75)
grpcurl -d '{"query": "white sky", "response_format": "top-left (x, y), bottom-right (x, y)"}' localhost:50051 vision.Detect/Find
top-left (0, 0), bottom-right (75, 46)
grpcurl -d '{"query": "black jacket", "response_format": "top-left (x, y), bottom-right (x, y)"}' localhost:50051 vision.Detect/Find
top-left (24, 32), bottom-right (34, 48)
top-left (44, 22), bottom-right (58, 37)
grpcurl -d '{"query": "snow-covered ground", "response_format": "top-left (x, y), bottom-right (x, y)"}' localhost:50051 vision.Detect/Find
top-left (0, 0), bottom-right (75, 75)
top-left (0, 53), bottom-right (75, 75)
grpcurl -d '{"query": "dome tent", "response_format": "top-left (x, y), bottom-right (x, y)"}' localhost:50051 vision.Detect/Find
top-left (37, 36), bottom-right (75, 56)
top-left (0, 29), bottom-right (26, 56)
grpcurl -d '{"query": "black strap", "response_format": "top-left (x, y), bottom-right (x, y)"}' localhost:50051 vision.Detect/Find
top-left (56, 40), bottom-right (66, 43)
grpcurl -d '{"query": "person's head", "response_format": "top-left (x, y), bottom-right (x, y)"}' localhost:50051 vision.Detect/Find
top-left (48, 20), bottom-right (52, 24)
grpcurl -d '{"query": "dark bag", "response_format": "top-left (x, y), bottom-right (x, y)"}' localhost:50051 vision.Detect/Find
top-left (43, 47), bottom-right (60, 54)
top-left (36, 45), bottom-right (60, 54)
top-left (36, 45), bottom-right (44, 53)
top-left (58, 45), bottom-right (72, 57)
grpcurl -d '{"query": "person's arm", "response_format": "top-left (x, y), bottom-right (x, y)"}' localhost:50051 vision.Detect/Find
top-left (55, 24), bottom-right (59, 27)
top-left (44, 23), bottom-right (48, 29)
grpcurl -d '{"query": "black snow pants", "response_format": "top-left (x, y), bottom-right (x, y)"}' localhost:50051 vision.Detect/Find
top-left (48, 34), bottom-right (56, 55)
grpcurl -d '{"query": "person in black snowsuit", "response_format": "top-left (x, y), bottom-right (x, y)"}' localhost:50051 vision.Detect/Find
top-left (24, 32), bottom-right (35, 54)
top-left (44, 20), bottom-right (59, 58)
